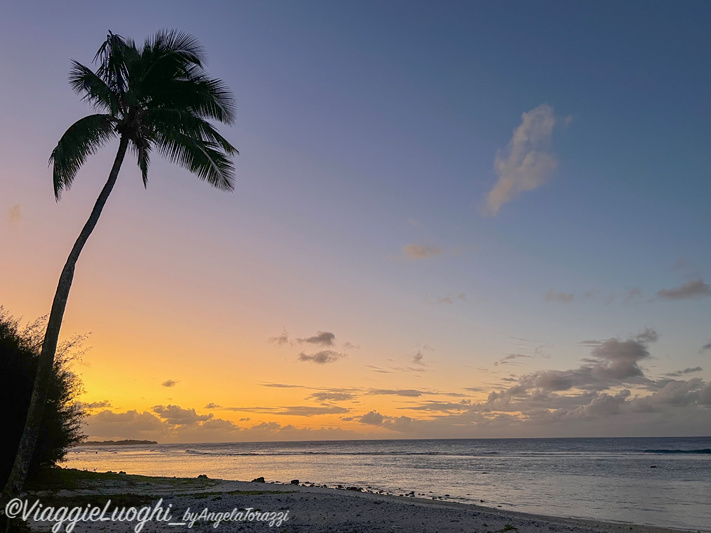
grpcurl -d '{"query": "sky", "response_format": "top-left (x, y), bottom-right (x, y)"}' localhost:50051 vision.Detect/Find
top-left (1, 1), bottom-right (710, 442)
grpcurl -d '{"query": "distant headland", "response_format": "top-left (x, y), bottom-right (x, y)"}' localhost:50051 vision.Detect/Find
top-left (76, 440), bottom-right (157, 446)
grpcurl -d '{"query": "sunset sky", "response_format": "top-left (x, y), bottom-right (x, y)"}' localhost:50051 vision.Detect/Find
top-left (1, 1), bottom-right (710, 442)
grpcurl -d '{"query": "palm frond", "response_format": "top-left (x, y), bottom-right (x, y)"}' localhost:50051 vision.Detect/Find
top-left (146, 75), bottom-right (236, 124)
top-left (68, 61), bottom-right (120, 115)
top-left (130, 138), bottom-right (152, 187)
top-left (49, 114), bottom-right (117, 199)
top-left (146, 108), bottom-right (238, 155)
top-left (94, 31), bottom-right (139, 95)
top-left (155, 130), bottom-right (235, 191)
top-left (144, 29), bottom-right (205, 68)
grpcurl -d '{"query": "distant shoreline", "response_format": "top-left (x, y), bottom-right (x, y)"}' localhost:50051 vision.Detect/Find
top-left (74, 439), bottom-right (158, 446)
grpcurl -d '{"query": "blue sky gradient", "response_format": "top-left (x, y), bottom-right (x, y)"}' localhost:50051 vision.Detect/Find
top-left (1, 1), bottom-right (710, 440)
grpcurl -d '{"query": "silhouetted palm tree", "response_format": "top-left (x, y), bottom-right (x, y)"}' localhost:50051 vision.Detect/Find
top-left (2, 30), bottom-right (237, 498)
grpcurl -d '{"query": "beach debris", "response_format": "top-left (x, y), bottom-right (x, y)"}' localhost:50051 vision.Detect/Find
top-left (197, 474), bottom-right (209, 479)
top-left (290, 479), bottom-right (300, 485)
top-left (251, 476), bottom-right (265, 483)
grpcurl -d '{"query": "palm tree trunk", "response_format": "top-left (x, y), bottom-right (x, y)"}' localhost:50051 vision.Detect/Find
top-left (1, 135), bottom-right (128, 503)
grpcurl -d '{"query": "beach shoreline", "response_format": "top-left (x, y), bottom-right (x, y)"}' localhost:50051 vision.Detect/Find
top-left (15, 468), bottom-right (704, 533)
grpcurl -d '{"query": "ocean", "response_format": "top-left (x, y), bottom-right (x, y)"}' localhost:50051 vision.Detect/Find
top-left (61, 436), bottom-right (711, 531)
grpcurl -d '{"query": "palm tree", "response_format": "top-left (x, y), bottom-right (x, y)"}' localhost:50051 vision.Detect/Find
top-left (2, 30), bottom-right (237, 499)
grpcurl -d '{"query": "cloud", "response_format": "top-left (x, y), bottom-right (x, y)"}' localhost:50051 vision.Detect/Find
top-left (564, 390), bottom-right (631, 419)
top-left (204, 403), bottom-right (221, 409)
top-left (635, 327), bottom-right (658, 343)
top-left (279, 405), bottom-right (350, 417)
top-left (426, 293), bottom-right (467, 305)
top-left (85, 410), bottom-right (167, 438)
top-left (658, 279), bottom-right (711, 300)
top-left (624, 287), bottom-right (642, 303)
top-left (161, 379), bottom-right (178, 388)
top-left (298, 350), bottom-right (346, 364)
top-left (152, 405), bottom-right (212, 425)
top-left (485, 104), bottom-right (559, 215)
top-left (6, 204), bottom-right (21, 226)
top-left (309, 391), bottom-right (356, 402)
top-left (411, 345), bottom-right (432, 366)
top-left (298, 331), bottom-right (335, 346)
top-left (700, 343), bottom-right (711, 354)
top-left (223, 404), bottom-right (350, 417)
top-left (359, 410), bottom-right (385, 425)
top-left (401, 244), bottom-right (443, 260)
top-left (630, 379), bottom-right (707, 411)
top-left (545, 290), bottom-right (574, 304)
top-left (84, 407), bottom-right (357, 443)
top-left (587, 334), bottom-right (653, 380)
top-left (664, 367), bottom-right (702, 378)
top-left (503, 329), bottom-right (658, 396)
top-left (79, 400), bottom-right (112, 410)
top-left (494, 353), bottom-right (533, 366)
top-left (369, 389), bottom-right (425, 397)
top-left (268, 329), bottom-right (292, 346)
top-left (403, 400), bottom-right (472, 413)
top-left (364, 364), bottom-right (394, 374)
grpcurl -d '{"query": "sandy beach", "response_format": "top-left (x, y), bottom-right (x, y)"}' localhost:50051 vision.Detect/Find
top-left (14, 469), bottom-right (701, 533)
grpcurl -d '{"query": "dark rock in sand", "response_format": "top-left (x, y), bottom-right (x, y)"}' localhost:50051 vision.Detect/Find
top-left (251, 476), bottom-right (265, 483)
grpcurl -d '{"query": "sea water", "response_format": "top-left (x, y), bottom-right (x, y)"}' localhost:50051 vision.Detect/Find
top-left (62, 436), bottom-right (711, 531)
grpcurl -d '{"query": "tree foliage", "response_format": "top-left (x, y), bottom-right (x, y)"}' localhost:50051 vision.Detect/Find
top-left (0, 308), bottom-right (85, 486)
top-left (51, 29), bottom-right (238, 199)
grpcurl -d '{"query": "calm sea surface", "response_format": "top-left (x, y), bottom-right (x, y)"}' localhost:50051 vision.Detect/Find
top-left (62, 436), bottom-right (711, 531)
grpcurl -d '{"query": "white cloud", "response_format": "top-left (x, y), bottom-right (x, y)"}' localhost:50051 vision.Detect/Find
top-left (485, 104), bottom-right (559, 215)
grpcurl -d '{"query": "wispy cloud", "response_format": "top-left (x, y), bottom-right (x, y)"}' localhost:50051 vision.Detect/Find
top-left (400, 244), bottom-right (443, 260)
top-left (268, 329), bottom-right (292, 346)
top-left (279, 405), bottom-right (350, 417)
top-left (161, 379), bottom-right (178, 388)
top-left (298, 331), bottom-right (335, 346)
top-left (426, 293), bottom-right (467, 305)
top-left (494, 353), bottom-right (533, 366)
top-left (700, 343), bottom-right (711, 354)
top-left (79, 400), bottom-right (112, 410)
top-left (664, 367), bottom-right (703, 378)
top-left (6, 204), bottom-right (21, 226)
top-left (658, 279), bottom-right (711, 300)
top-left (545, 289), bottom-right (574, 304)
top-left (298, 350), bottom-right (346, 364)
top-left (485, 104), bottom-right (560, 216)
top-left (261, 383), bottom-right (307, 389)
top-left (368, 389), bottom-right (425, 397)
top-left (308, 391), bottom-right (356, 402)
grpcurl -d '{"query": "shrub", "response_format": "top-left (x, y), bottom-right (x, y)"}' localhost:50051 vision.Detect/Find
top-left (0, 307), bottom-right (85, 486)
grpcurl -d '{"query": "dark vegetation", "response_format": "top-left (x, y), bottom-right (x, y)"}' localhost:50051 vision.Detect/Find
top-left (0, 308), bottom-right (85, 488)
top-left (77, 439), bottom-right (157, 446)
